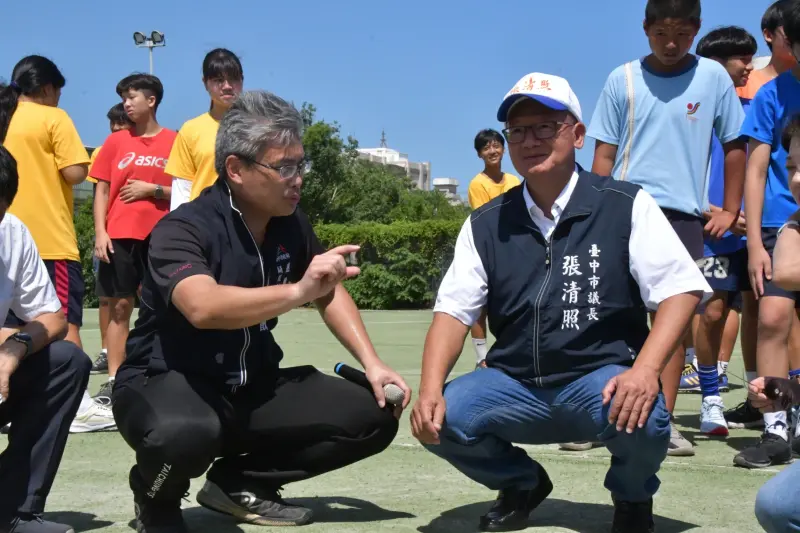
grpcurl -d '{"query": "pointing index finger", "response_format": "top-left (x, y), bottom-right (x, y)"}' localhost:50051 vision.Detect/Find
top-left (327, 244), bottom-right (361, 257)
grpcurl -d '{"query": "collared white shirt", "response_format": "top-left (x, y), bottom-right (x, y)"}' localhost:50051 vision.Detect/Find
top-left (0, 214), bottom-right (61, 324)
top-left (435, 172), bottom-right (712, 327)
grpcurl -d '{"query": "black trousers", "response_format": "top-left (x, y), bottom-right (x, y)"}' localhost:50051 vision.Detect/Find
top-left (0, 341), bottom-right (91, 521)
top-left (111, 366), bottom-right (399, 502)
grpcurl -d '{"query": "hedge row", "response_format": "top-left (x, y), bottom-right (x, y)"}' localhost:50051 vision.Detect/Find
top-left (75, 201), bottom-right (462, 310)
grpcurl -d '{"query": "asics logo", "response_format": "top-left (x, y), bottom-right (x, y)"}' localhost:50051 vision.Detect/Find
top-left (118, 152), bottom-right (168, 170)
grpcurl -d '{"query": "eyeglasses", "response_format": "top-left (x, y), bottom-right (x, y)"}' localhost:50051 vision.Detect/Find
top-left (502, 121), bottom-right (573, 144)
top-left (244, 157), bottom-right (312, 180)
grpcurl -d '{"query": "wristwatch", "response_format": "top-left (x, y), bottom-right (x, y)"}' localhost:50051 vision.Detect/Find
top-left (154, 184), bottom-right (164, 200)
top-left (7, 332), bottom-right (33, 358)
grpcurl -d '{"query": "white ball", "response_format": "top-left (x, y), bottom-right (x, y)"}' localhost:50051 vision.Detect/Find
top-left (383, 383), bottom-right (405, 405)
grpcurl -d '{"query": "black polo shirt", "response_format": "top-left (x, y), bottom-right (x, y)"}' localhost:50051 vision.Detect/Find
top-left (117, 179), bottom-right (324, 393)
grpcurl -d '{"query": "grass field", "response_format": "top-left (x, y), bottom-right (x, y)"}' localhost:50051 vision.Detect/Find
top-left (4, 308), bottom-right (783, 532)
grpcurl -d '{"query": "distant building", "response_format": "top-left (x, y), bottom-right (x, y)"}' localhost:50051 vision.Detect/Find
top-left (432, 177), bottom-right (464, 206)
top-left (356, 131), bottom-right (431, 190)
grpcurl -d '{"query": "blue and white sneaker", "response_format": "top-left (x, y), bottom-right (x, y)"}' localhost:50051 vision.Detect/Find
top-left (719, 372), bottom-right (729, 393)
top-left (679, 364), bottom-right (700, 393)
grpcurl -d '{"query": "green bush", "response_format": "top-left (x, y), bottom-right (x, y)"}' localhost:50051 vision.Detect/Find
top-left (315, 220), bottom-right (462, 309)
top-left (74, 200), bottom-right (99, 308)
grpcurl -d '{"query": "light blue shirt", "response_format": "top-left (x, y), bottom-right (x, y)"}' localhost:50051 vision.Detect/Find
top-left (740, 71), bottom-right (800, 228)
top-left (587, 56), bottom-right (746, 218)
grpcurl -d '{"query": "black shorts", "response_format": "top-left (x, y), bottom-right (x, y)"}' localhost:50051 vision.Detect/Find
top-left (697, 248), bottom-right (752, 293)
top-left (96, 239), bottom-right (146, 299)
top-left (661, 208), bottom-right (705, 261)
top-left (4, 259), bottom-right (84, 327)
top-left (761, 227), bottom-right (800, 301)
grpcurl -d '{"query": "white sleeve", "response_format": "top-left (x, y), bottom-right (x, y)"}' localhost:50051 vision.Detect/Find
top-left (11, 224), bottom-right (61, 322)
top-left (629, 189), bottom-right (712, 310)
top-left (433, 217), bottom-right (488, 326)
top-left (170, 177), bottom-right (192, 211)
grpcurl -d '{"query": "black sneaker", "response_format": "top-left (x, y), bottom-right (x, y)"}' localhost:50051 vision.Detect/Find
top-left (478, 465), bottom-right (553, 532)
top-left (92, 381), bottom-right (114, 405)
top-left (611, 498), bottom-right (654, 533)
top-left (90, 352), bottom-right (108, 374)
top-left (2, 514), bottom-right (74, 533)
top-left (196, 480), bottom-right (313, 527)
top-left (133, 497), bottom-right (187, 533)
top-left (725, 401), bottom-right (764, 429)
top-left (733, 431), bottom-right (792, 468)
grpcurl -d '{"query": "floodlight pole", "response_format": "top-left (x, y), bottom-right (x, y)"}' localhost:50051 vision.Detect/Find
top-left (133, 32), bottom-right (165, 75)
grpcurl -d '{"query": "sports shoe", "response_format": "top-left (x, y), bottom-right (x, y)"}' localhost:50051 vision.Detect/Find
top-left (92, 381), bottom-right (114, 405)
top-left (700, 396), bottom-right (728, 436)
top-left (478, 464), bottom-right (553, 532)
top-left (733, 431), bottom-right (792, 469)
top-left (70, 399), bottom-right (117, 433)
top-left (2, 515), bottom-right (75, 533)
top-left (196, 480), bottom-right (313, 527)
top-left (725, 401), bottom-right (764, 429)
top-left (667, 422), bottom-right (694, 456)
top-left (558, 442), bottom-right (594, 451)
top-left (718, 372), bottom-right (729, 393)
top-left (90, 352), bottom-right (108, 375)
top-left (611, 497), bottom-right (654, 533)
top-left (678, 364), bottom-right (700, 393)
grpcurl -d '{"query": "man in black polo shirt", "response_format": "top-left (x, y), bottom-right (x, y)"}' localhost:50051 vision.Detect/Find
top-left (111, 90), bottom-right (411, 532)
top-left (410, 73), bottom-right (711, 533)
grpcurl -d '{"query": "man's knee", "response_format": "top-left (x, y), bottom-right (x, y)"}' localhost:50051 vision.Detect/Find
top-left (46, 340), bottom-right (91, 384)
top-left (605, 395), bottom-right (670, 459)
top-left (139, 415), bottom-right (221, 478)
top-left (755, 473), bottom-right (796, 533)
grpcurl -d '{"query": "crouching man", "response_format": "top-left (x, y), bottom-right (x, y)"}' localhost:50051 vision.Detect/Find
top-left (0, 145), bottom-right (91, 533)
top-left (111, 91), bottom-right (410, 532)
top-left (410, 73), bottom-right (711, 533)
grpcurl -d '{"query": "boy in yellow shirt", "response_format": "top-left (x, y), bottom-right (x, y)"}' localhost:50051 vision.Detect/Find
top-left (466, 129), bottom-right (521, 366)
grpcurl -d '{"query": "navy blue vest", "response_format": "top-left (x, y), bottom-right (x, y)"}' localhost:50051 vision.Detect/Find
top-left (471, 171), bottom-right (650, 387)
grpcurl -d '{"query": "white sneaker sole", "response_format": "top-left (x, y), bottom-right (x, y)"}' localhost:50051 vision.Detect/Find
top-left (69, 422), bottom-right (117, 433)
top-left (700, 422), bottom-right (729, 437)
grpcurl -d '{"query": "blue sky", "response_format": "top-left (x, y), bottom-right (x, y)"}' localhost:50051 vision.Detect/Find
top-left (1, 0), bottom-right (770, 195)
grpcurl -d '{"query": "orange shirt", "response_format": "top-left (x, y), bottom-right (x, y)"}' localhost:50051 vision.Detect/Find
top-left (90, 128), bottom-right (177, 240)
top-left (737, 69), bottom-right (775, 101)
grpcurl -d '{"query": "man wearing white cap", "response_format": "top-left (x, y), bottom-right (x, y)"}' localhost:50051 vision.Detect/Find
top-left (410, 73), bottom-right (711, 533)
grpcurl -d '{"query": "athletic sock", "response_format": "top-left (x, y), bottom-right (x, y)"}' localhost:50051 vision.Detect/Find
top-left (718, 361), bottom-right (729, 376)
top-left (685, 347), bottom-right (696, 366)
top-left (108, 376), bottom-right (115, 383)
top-left (472, 338), bottom-right (488, 365)
top-left (698, 364), bottom-right (720, 398)
top-left (765, 411), bottom-right (789, 441)
top-left (100, 348), bottom-right (107, 355)
top-left (745, 370), bottom-right (758, 384)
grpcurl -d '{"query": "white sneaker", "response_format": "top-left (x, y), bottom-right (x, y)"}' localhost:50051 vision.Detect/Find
top-left (70, 399), bottom-right (117, 433)
top-left (700, 396), bottom-right (729, 436)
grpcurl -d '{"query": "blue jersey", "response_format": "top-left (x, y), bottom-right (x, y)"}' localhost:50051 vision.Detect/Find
top-left (740, 71), bottom-right (800, 228)
top-left (704, 97), bottom-right (751, 257)
top-left (588, 56), bottom-right (746, 218)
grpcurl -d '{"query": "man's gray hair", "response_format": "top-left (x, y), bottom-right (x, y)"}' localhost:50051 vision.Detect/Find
top-left (215, 90), bottom-right (304, 178)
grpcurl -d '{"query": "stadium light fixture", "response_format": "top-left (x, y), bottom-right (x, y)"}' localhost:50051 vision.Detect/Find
top-left (132, 30), bottom-right (166, 74)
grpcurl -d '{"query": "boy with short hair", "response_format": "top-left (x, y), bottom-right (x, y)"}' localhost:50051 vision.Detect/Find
top-left (466, 129), bottom-right (520, 367)
top-left (90, 74), bottom-right (176, 405)
top-left (681, 26), bottom-right (756, 436)
top-left (587, 0), bottom-right (747, 456)
top-left (735, 0), bottom-right (800, 469)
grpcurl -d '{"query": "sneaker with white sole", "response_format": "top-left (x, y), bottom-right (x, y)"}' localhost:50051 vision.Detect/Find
top-left (196, 480), bottom-right (313, 527)
top-left (69, 400), bottom-right (117, 433)
top-left (667, 422), bottom-right (694, 456)
top-left (700, 396), bottom-right (728, 436)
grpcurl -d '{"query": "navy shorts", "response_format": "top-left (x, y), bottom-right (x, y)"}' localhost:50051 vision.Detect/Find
top-left (697, 248), bottom-right (751, 294)
top-left (761, 227), bottom-right (800, 301)
top-left (662, 208), bottom-right (705, 261)
top-left (4, 259), bottom-right (84, 327)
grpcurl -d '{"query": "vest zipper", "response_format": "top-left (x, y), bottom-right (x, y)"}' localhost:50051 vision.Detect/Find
top-left (227, 196), bottom-right (266, 391)
top-left (532, 238), bottom-right (553, 387)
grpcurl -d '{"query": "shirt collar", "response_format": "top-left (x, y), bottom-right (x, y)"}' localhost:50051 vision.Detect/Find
top-left (522, 167), bottom-right (580, 222)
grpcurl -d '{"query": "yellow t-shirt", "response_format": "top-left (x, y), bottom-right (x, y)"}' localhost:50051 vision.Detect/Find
top-left (5, 102), bottom-right (89, 261)
top-left (86, 145), bottom-right (102, 184)
top-left (164, 112), bottom-right (220, 200)
top-left (467, 172), bottom-right (521, 209)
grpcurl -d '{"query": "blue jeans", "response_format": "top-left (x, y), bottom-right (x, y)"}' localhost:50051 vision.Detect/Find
top-left (423, 364), bottom-right (671, 502)
top-left (755, 461), bottom-right (800, 532)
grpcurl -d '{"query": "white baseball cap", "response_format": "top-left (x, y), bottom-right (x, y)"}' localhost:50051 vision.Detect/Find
top-left (497, 73), bottom-right (582, 123)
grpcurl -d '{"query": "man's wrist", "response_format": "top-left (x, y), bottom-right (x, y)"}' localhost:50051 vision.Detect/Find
top-left (1, 339), bottom-right (28, 360)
